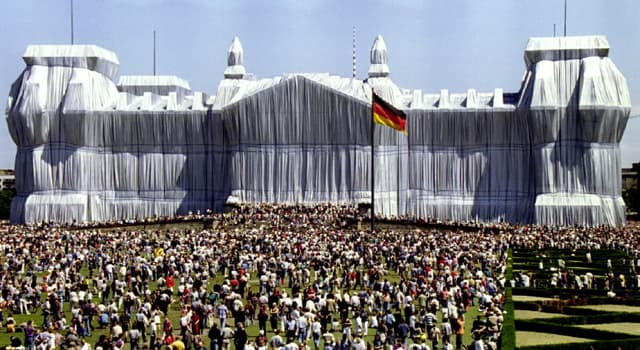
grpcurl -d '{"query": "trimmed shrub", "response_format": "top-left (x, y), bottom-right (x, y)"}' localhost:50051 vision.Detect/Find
top-left (518, 338), bottom-right (640, 350)
top-left (516, 318), bottom-right (637, 340)
top-left (501, 287), bottom-right (516, 350)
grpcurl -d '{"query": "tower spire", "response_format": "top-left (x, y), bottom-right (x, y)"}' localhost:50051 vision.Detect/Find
top-left (224, 37), bottom-right (246, 79)
top-left (368, 35), bottom-right (390, 78)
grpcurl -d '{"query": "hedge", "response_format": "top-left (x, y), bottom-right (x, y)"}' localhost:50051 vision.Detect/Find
top-left (512, 249), bottom-right (629, 258)
top-left (511, 287), bottom-right (640, 298)
top-left (514, 301), bottom-right (640, 316)
top-left (511, 249), bottom-right (640, 349)
top-left (516, 317), bottom-right (638, 340)
top-left (518, 338), bottom-right (640, 350)
top-left (501, 286), bottom-right (516, 350)
top-left (516, 311), bottom-right (640, 325)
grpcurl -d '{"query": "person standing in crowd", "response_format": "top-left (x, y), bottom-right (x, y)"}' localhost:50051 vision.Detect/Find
top-left (3, 203), bottom-right (637, 350)
top-left (268, 302), bottom-right (279, 333)
top-left (234, 322), bottom-right (248, 350)
top-left (442, 337), bottom-right (454, 350)
top-left (269, 329), bottom-right (284, 350)
top-left (24, 320), bottom-right (37, 350)
top-left (255, 330), bottom-right (268, 350)
top-left (258, 306), bottom-right (269, 335)
top-left (135, 308), bottom-right (148, 343)
top-left (171, 336), bottom-right (186, 350)
top-left (218, 303), bottom-right (229, 331)
top-left (220, 322), bottom-right (234, 350)
top-left (455, 315), bottom-right (464, 350)
top-left (208, 323), bottom-right (221, 350)
top-left (164, 317), bottom-right (174, 342)
top-left (128, 326), bottom-right (141, 350)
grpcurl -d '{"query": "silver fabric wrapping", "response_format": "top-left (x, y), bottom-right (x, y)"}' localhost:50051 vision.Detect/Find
top-left (5, 37), bottom-right (631, 226)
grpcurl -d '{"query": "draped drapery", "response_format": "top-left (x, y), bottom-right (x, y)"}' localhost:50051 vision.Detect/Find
top-left (6, 38), bottom-right (631, 226)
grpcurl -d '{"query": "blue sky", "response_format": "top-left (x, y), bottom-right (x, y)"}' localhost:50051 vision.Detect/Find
top-left (0, 0), bottom-right (638, 169)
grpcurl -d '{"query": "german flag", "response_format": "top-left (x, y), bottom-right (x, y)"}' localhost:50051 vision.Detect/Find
top-left (372, 92), bottom-right (407, 133)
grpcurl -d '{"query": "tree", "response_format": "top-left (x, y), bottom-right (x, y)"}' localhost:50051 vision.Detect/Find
top-left (0, 188), bottom-right (15, 219)
top-left (623, 187), bottom-right (640, 215)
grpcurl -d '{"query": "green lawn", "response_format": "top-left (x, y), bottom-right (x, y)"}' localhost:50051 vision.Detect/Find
top-left (575, 323), bottom-right (640, 336)
top-left (515, 331), bottom-right (594, 347)
top-left (571, 304), bottom-right (640, 313)
top-left (511, 296), bottom-right (556, 302)
top-left (514, 310), bottom-right (568, 320)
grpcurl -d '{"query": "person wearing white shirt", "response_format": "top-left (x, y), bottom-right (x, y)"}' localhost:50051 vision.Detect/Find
top-left (106, 263), bottom-right (114, 281)
top-left (128, 328), bottom-right (141, 350)
top-left (284, 339), bottom-right (298, 350)
top-left (220, 325), bottom-right (234, 350)
top-left (322, 331), bottom-right (335, 347)
top-left (80, 338), bottom-right (91, 350)
top-left (111, 321), bottom-right (123, 339)
top-left (269, 330), bottom-right (284, 350)
top-left (70, 291), bottom-right (79, 309)
top-left (305, 299), bottom-right (316, 313)
top-left (218, 304), bottom-right (229, 330)
top-left (352, 337), bottom-right (366, 350)
top-left (36, 328), bottom-right (56, 350)
top-left (369, 313), bottom-right (378, 330)
top-left (441, 337), bottom-right (453, 350)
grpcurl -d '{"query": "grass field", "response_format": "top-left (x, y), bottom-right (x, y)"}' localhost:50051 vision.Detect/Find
top-left (511, 296), bottom-right (556, 302)
top-left (574, 323), bottom-right (640, 336)
top-left (514, 310), bottom-right (568, 320)
top-left (515, 331), bottom-right (593, 347)
top-left (571, 304), bottom-right (640, 313)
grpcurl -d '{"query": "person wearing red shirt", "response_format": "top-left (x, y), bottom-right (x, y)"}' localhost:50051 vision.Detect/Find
top-left (191, 313), bottom-right (200, 335)
top-left (166, 276), bottom-right (175, 290)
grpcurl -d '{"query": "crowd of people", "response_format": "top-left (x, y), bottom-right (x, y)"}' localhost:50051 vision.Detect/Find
top-left (0, 203), bottom-right (637, 350)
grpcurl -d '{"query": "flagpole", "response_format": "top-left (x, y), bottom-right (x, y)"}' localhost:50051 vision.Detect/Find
top-left (368, 90), bottom-right (406, 233)
top-left (153, 30), bottom-right (157, 75)
top-left (564, 0), bottom-right (567, 37)
top-left (70, 0), bottom-right (74, 45)
top-left (371, 91), bottom-right (375, 234)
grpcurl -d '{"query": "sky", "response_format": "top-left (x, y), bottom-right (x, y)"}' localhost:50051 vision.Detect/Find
top-left (0, 0), bottom-right (638, 169)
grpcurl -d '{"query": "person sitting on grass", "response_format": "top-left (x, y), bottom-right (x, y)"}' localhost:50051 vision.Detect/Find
top-left (6, 314), bottom-right (16, 333)
top-left (9, 335), bottom-right (22, 348)
top-left (64, 327), bottom-right (81, 349)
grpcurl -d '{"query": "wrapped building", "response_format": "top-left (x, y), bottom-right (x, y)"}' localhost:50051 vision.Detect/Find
top-left (5, 35), bottom-right (631, 226)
